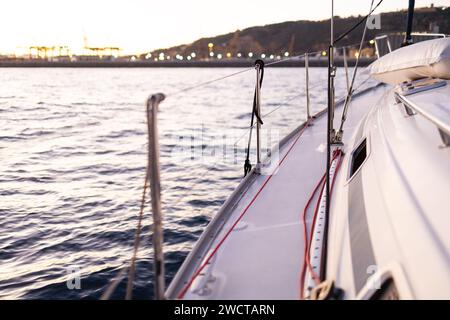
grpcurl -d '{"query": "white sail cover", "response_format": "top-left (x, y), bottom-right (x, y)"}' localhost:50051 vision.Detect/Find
top-left (369, 37), bottom-right (450, 84)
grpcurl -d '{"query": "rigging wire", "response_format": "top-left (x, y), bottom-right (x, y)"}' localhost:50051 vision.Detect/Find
top-left (102, 141), bottom-right (151, 300)
top-left (336, 0), bottom-right (375, 139)
top-left (125, 163), bottom-right (150, 299)
top-left (321, 0), bottom-right (383, 293)
top-left (176, 117), bottom-right (314, 299)
top-left (169, 67), bottom-right (254, 97)
top-left (232, 75), bottom-right (367, 149)
top-left (323, 1), bottom-right (335, 283)
top-left (101, 10), bottom-right (382, 296)
top-left (166, 40), bottom-right (373, 100)
top-left (101, 73), bottom-right (373, 300)
top-left (333, 0), bottom-right (384, 45)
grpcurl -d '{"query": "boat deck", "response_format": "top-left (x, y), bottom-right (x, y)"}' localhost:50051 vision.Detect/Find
top-left (167, 84), bottom-right (389, 299)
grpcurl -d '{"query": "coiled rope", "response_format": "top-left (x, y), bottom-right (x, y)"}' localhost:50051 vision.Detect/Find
top-left (244, 59), bottom-right (265, 176)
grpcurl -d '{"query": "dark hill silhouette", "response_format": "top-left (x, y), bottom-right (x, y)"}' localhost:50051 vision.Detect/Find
top-left (148, 6), bottom-right (449, 59)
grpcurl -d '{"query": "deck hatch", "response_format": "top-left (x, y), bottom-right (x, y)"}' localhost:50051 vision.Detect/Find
top-left (349, 138), bottom-right (367, 178)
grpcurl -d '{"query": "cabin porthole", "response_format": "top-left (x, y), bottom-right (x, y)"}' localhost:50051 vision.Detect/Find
top-left (349, 138), bottom-right (367, 179)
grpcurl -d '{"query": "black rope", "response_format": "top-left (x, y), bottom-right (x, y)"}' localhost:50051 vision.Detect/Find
top-left (333, 0), bottom-right (384, 45)
top-left (244, 59), bottom-right (264, 177)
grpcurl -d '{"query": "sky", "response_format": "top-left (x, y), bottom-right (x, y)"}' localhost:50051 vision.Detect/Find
top-left (1, 0), bottom-right (449, 54)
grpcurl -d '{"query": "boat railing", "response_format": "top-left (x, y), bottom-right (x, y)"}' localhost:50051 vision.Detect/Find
top-left (395, 87), bottom-right (450, 147)
top-left (374, 32), bottom-right (448, 57)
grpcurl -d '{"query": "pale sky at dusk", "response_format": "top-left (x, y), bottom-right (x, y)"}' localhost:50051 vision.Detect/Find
top-left (1, 0), bottom-right (449, 54)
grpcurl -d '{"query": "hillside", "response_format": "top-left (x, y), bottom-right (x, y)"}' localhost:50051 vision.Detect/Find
top-left (147, 5), bottom-right (449, 59)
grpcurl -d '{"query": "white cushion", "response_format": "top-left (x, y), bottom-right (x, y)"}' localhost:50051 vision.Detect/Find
top-left (368, 37), bottom-right (450, 85)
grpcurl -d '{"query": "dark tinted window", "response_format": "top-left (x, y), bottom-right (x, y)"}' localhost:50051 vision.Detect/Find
top-left (350, 139), bottom-right (367, 178)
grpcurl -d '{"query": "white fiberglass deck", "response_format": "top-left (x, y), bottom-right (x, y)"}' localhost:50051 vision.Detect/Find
top-left (167, 84), bottom-right (389, 299)
top-left (168, 78), bottom-right (450, 299)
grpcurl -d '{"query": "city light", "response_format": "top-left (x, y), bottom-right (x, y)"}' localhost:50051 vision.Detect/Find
top-left (145, 53), bottom-right (152, 59)
top-left (248, 52), bottom-right (253, 58)
top-left (237, 53), bottom-right (242, 58)
top-left (321, 51), bottom-right (327, 56)
top-left (191, 52), bottom-right (196, 58)
top-left (226, 52), bottom-right (231, 58)
top-left (369, 39), bottom-right (375, 44)
top-left (187, 56), bottom-right (191, 60)
top-left (217, 53), bottom-right (223, 59)
top-left (284, 52), bottom-right (289, 57)
top-left (269, 54), bottom-right (274, 59)
top-left (208, 43), bottom-right (214, 49)
top-left (261, 53), bottom-right (266, 58)
top-left (209, 52), bottom-right (214, 57)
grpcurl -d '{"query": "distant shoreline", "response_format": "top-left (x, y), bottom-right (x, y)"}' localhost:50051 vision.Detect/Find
top-left (0, 57), bottom-right (374, 68)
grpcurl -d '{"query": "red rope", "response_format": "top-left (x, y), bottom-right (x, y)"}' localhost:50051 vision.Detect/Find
top-left (177, 119), bottom-right (312, 299)
top-left (299, 172), bottom-right (326, 298)
top-left (299, 149), bottom-right (343, 299)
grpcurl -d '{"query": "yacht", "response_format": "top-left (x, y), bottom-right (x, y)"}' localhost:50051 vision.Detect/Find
top-left (116, 0), bottom-right (450, 300)
top-left (164, 1), bottom-right (450, 300)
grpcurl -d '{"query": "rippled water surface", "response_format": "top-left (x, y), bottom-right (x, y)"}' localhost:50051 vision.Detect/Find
top-left (0, 67), bottom-right (372, 299)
